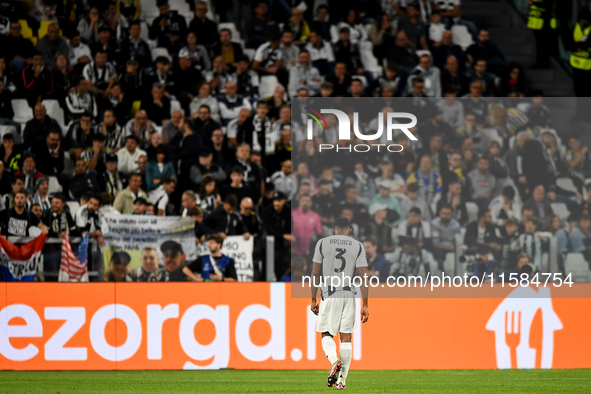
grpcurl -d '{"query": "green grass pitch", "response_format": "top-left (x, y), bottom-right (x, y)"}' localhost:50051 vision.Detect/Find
top-left (1, 369), bottom-right (590, 393)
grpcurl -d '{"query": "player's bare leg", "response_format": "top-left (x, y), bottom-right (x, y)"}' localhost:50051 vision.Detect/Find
top-left (336, 333), bottom-right (352, 389)
top-left (321, 332), bottom-right (342, 387)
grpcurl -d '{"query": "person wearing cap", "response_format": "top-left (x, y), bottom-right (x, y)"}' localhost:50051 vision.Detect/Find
top-left (489, 185), bottom-right (522, 229)
top-left (100, 152), bottom-right (125, 199)
top-left (375, 155), bottom-right (406, 195)
top-left (28, 177), bottom-right (51, 211)
top-left (160, 240), bottom-right (189, 281)
top-left (128, 246), bottom-right (167, 282)
top-left (174, 46), bottom-right (205, 114)
top-left (30, 130), bottom-right (64, 177)
top-left (140, 83), bottom-right (171, 126)
top-left (120, 21), bottom-right (153, 70)
top-left (132, 197), bottom-right (148, 215)
top-left (204, 194), bottom-right (250, 240)
top-left (262, 190), bottom-right (291, 279)
top-left (368, 179), bottom-right (402, 225)
top-left (184, 233), bottom-right (238, 282)
top-left (190, 149), bottom-right (226, 189)
top-left (362, 202), bottom-right (394, 254)
top-left (148, 0), bottom-right (187, 49)
top-left (104, 251), bottom-right (132, 282)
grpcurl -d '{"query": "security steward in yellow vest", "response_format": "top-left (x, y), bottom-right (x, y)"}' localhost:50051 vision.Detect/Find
top-left (528, 0), bottom-right (557, 68)
top-left (571, 10), bottom-right (591, 95)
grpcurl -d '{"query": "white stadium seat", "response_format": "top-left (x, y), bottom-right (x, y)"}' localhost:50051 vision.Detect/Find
top-left (451, 25), bottom-right (473, 51)
top-left (243, 48), bottom-right (256, 62)
top-left (66, 201), bottom-right (80, 216)
top-left (42, 99), bottom-right (66, 132)
top-left (170, 100), bottom-right (183, 116)
top-left (259, 75), bottom-right (279, 99)
top-left (0, 125), bottom-right (18, 143)
top-left (151, 47), bottom-right (173, 63)
top-left (11, 99), bottom-right (33, 123)
top-left (564, 253), bottom-right (591, 283)
top-left (551, 202), bottom-right (570, 223)
top-left (352, 75), bottom-right (367, 88)
top-left (482, 128), bottom-right (503, 147)
top-left (556, 177), bottom-right (579, 195)
top-left (47, 176), bottom-right (63, 195)
top-left (139, 21), bottom-right (150, 43)
top-left (466, 202), bottom-right (479, 223)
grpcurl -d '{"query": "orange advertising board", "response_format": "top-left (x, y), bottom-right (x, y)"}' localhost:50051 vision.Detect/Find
top-left (1, 283), bottom-right (590, 370)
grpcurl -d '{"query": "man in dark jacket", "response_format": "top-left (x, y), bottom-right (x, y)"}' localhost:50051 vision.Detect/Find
top-left (168, 117), bottom-right (202, 190)
top-left (174, 51), bottom-right (205, 113)
top-left (464, 208), bottom-right (502, 258)
top-left (189, 1), bottom-right (220, 49)
top-left (119, 21), bottom-right (153, 70)
top-left (30, 130), bottom-right (64, 176)
top-left (149, 0), bottom-right (188, 50)
top-left (262, 191), bottom-right (291, 280)
top-left (21, 53), bottom-right (54, 108)
top-left (23, 103), bottom-right (62, 149)
top-left (204, 194), bottom-right (250, 238)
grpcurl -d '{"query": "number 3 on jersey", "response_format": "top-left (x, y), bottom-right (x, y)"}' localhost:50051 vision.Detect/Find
top-left (334, 248), bottom-right (346, 273)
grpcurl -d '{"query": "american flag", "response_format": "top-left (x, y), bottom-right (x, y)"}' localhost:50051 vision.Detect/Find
top-left (59, 234), bottom-right (90, 282)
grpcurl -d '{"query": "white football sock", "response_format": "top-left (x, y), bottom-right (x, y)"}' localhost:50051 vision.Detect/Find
top-left (339, 342), bottom-right (353, 380)
top-left (321, 336), bottom-right (339, 365)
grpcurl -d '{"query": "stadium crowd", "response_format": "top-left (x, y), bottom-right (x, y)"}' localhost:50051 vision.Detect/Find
top-left (0, 0), bottom-right (589, 283)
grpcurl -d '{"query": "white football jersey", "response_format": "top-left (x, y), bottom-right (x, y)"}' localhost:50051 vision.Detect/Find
top-left (312, 235), bottom-right (368, 299)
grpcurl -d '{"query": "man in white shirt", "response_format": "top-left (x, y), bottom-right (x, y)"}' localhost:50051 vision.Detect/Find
top-left (218, 81), bottom-right (252, 125)
top-left (68, 32), bottom-right (92, 69)
top-left (288, 50), bottom-right (322, 97)
top-left (148, 176), bottom-right (175, 216)
top-left (117, 135), bottom-right (147, 175)
top-left (82, 49), bottom-right (116, 97)
top-left (304, 30), bottom-right (335, 75)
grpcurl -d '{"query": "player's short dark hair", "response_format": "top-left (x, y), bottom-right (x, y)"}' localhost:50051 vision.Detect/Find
top-left (333, 217), bottom-right (352, 229)
top-left (207, 233), bottom-right (224, 246)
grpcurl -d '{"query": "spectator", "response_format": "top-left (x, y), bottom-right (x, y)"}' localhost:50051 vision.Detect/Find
top-left (304, 30), bottom-right (335, 75)
top-left (369, 14), bottom-right (397, 64)
top-left (431, 203), bottom-right (461, 266)
top-left (81, 49), bottom-right (116, 98)
top-left (213, 28), bottom-right (243, 69)
top-left (233, 55), bottom-right (260, 99)
top-left (180, 32), bottom-right (211, 71)
top-left (369, 180), bottom-right (402, 222)
top-left (148, 176), bottom-right (175, 216)
top-left (465, 29), bottom-right (507, 76)
top-left (292, 194), bottom-right (322, 258)
top-left (397, 4), bottom-right (428, 50)
top-left (245, 0), bottom-right (279, 49)
top-left (471, 59), bottom-right (496, 97)
top-left (117, 135), bottom-right (147, 175)
top-left (146, 146), bottom-right (176, 191)
top-left (30, 203), bottom-right (43, 220)
top-left (523, 184), bottom-right (553, 222)
top-left (100, 153), bottom-right (125, 199)
top-left (90, 26), bottom-right (118, 65)
top-left (432, 30), bottom-right (466, 71)
top-left (205, 194), bottom-right (250, 239)
top-left (279, 30), bottom-right (298, 72)
top-left (147, 56), bottom-right (174, 98)
top-left (41, 194), bottom-right (77, 239)
top-left (113, 172), bottom-right (149, 214)
top-left (407, 54), bottom-right (441, 97)
top-left (498, 63), bottom-right (526, 97)
top-left (196, 175), bottom-right (221, 215)
top-left (464, 208), bottom-right (501, 254)
top-left (333, 27), bottom-right (362, 74)
top-left (262, 191), bottom-right (291, 279)
top-left (288, 50), bottom-right (322, 97)
top-left (227, 143), bottom-right (264, 204)
top-left (119, 21), bottom-right (153, 70)
top-left (184, 233), bottom-right (238, 282)
top-left (456, 113), bottom-right (485, 153)
top-left (325, 62), bottom-right (351, 97)
top-left (36, 23), bottom-right (70, 69)
top-left (77, 6), bottom-right (101, 45)
top-left (168, 117), bottom-right (202, 188)
top-left (310, 4), bottom-right (338, 43)
top-left (162, 110), bottom-right (184, 143)
top-left (149, 0), bottom-right (187, 50)
top-left (140, 83), bottom-right (171, 126)
top-left (65, 78), bottom-right (98, 122)
top-left (28, 177), bottom-right (51, 211)
top-left (467, 156), bottom-right (496, 211)
top-left (252, 33), bottom-right (285, 88)
top-left (101, 109), bottom-right (124, 151)
top-left (188, 147), bottom-right (225, 188)
top-left (127, 246), bottom-right (167, 282)
top-left (4, 21), bottom-right (36, 74)
top-left (67, 159), bottom-right (102, 200)
top-left (221, 165), bottom-right (254, 203)
top-left (104, 251), bottom-right (131, 281)
top-left (0, 190), bottom-right (47, 237)
top-left (363, 203), bottom-right (395, 254)
top-left (363, 235), bottom-right (390, 282)
top-left (0, 79), bottom-right (17, 133)
top-left (1, 175), bottom-right (25, 211)
top-left (440, 56), bottom-right (469, 97)
top-left (437, 180), bottom-right (469, 225)
top-left (401, 182), bottom-right (432, 222)
top-left (388, 237), bottom-right (434, 278)
top-left (63, 112), bottom-right (98, 158)
top-left (15, 153), bottom-right (45, 197)
top-left (180, 190), bottom-right (198, 217)
top-left (0, 134), bottom-right (22, 176)
top-left (160, 240), bottom-right (189, 281)
top-left (270, 160), bottom-right (293, 199)
top-left (489, 185), bottom-right (522, 228)
top-left (219, 81), bottom-right (252, 125)
top-left (570, 215), bottom-right (591, 253)
top-left (436, 92), bottom-right (464, 127)
top-left (407, 155), bottom-right (443, 205)
top-left (566, 135), bottom-right (591, 192)
top-left (190, 84), bottom-right (220, 123)
top-left (435, 0), bottom-right (479, 40)
top-left (30, 130), bottom-right (64, 176)
top-left (122, 110), bottom-right (156, 149)
top-left (22, 52), bottom-right (54, 107)
top-left (188, 1), bottom-right (219, 49)
top-left (118, 59), bottom-right (145, 101)
top-left (397, 207), bottom-right (432, 249)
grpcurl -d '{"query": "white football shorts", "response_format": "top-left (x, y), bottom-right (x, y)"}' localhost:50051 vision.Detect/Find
top-left (316, 296), bottom-right (357, 336)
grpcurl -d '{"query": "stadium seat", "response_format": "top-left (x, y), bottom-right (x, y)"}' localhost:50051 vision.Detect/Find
top-left (259, 75), bottom-right (279, 99)
top-left (131, 100), bottom-right (142, 117)
top-left (415, 49), bottom-right (431, 58)
top-left (0, 125), bottom-right (18, 141)
top-left (243, 48), bottom-right (256, 62)
top-left (47, 176), bottom-right (63, 195)
top-left (482, 128), bottom-right (503, 147)
top-left (466, 202), bottom-right (479, 223)
top-left (38, 20), bottom-right (63, 39)
top-left (169, 0), bottom-right (192, 19)
top-left (42, 99), bottom-right (66, 132)
top-left (142, 0), bottom-right (160, 24)
top-left (551, 202), bottom-right (570, 223)
top-left (564, 253), bottom-right (591, 283)
top-left (218, 22), bottom-right (241, 43)
top-left (170, 100), bottom-right (183, 115)
top-left (63, 151), bottom-right (74, 176)
top-left (443, 252), bottom-right (455, 275)
top-left (151, 47), bottom-right (172, 63)
top-left (11, 99), bottom-right (33, 123)
top-left (139, 21), bottom-right (150, 43)
top-left (18, 20), bottom-right (37, 45)
top-left (451, 25), bottom-right (473, 51)
top-left (556, 177), bottom-right (579, 195)
top-left (66, 201), bottom-right (80, 216)
top-left (358, 41), bottom-right (382, 78)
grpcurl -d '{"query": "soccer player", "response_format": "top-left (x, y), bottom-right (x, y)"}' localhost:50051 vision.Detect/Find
top-left (310, 217), bottom-right (369, 390)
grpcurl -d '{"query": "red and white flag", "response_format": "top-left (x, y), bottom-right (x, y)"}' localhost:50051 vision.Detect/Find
top-left (59, 234), bottom-right (89, 282)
